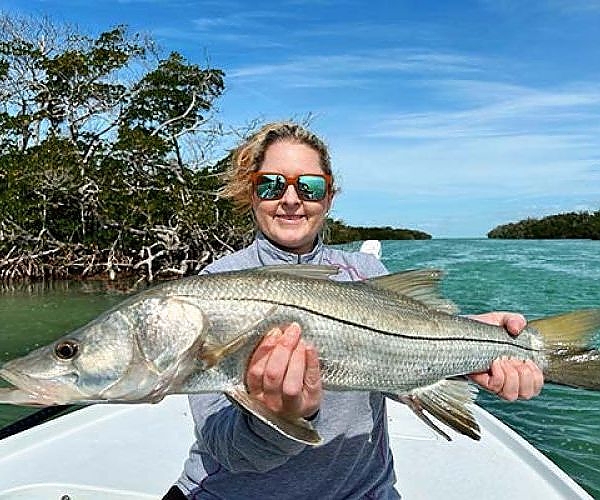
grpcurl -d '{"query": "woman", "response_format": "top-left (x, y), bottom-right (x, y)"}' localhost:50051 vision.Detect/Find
top-left (166, 122), bottom-right (543, 499)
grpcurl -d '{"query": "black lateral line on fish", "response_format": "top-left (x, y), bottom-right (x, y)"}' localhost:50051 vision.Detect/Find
top-left (186, 295), bottom-right (540, 354)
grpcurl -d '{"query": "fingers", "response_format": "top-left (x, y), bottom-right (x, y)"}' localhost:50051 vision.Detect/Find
top-left (487, 358), bottom-right (506, 394)
top-left (468, 312), bottom-right (527, 336)
top-left (516, 360), bottom-right (544, 399)
top-left (281, 337), bottom-right (307, 401)
top-left (300, 343), bottom-right (323, 418)
top-left (262, 324), bottom-right (301, 399)
top-left (529, 360), bottom-right (545, 396)
top-left (498, 359), bottom-right (520, 401)
top-left (304, 344), bottom-right (322, 389)
top-left (473, 358), bottom-right (544, 401)
top-left (245, 323), bottom-right (323, 419)
top-left (245, 328), bottom-right (281, 395)
top-left (503, 314), bottom-right (527, 337)
top-left (467, 311), bottom-right (543, 400)
top-left (469, 358), bottom-right (503, 393)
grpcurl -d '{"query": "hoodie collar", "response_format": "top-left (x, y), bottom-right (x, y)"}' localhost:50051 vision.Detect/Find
top-left (255, 232), bottom-right (324, 265)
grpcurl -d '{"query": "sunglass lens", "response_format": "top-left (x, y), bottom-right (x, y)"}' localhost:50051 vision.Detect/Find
top-left (297, 175), bottom-right (327, 201)
top-left (256, 174), bottom-right (286, 200)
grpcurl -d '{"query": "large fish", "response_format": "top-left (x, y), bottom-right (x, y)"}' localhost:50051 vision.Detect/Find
top-left (1, 265), bottom-right (599, 444)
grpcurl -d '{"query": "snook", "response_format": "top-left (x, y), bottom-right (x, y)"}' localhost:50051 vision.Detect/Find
top-left (1, 265), bottom-right (599, 444)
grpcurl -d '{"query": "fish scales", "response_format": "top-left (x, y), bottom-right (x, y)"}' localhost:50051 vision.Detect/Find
top-left (161, 271), bottom-right (535, 346)
top-left (158, 271), bottom-right (545, 393)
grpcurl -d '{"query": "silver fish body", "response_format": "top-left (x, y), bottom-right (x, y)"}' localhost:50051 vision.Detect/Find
top-left (1, 265), bottom-right (599, 443)
top-left (171, 269), bottom-right (544, 393)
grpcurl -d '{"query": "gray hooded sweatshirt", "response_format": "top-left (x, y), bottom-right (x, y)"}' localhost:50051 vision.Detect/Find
top-left (175, 233), bottom-right (400, 499)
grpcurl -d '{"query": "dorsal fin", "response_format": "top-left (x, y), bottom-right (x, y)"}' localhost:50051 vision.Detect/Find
top-left (366, 269), bottom-right (459, 314)
top-left (249, 264), bottom-right (340, 280)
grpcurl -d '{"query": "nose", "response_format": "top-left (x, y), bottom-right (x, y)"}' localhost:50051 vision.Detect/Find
top-left (281, 183), bottom-right (301, 205)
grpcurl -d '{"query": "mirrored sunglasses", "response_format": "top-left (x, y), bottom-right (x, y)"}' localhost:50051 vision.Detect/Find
top-left (251, 172), bottom-right (332, 201)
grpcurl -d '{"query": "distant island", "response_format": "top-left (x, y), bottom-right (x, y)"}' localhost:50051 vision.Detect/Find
top-left (325, 219), bottom-right (431, 244)
top-left (487, 211), bottom-right (600, 239)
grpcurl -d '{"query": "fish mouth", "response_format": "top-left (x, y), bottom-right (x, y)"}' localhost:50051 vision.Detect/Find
top-left (0, 366), bottom-right (74, 406)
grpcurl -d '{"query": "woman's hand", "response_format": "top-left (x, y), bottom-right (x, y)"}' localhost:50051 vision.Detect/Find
top-left (466, 312), bottom-right (544, 400)
top-left (245, 323), bottom-right (323, 419)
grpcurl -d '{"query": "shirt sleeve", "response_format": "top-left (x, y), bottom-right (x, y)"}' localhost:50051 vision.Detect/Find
top-left (189, 393), bottom-right (307, 473)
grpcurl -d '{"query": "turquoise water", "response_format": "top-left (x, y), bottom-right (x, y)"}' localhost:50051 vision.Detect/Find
top-left (377, 238), bottom-right (600, 498)
top-left (0, 281), bottom-right (130, 431)
top-left (0, 239), bottom-right (599, 497)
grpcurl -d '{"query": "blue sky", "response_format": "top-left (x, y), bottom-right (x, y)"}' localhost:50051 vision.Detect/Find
top-left (2, 0), bottom-right (599, 237)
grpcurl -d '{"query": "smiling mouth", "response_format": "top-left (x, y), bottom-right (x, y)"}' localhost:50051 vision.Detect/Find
top-left (277, 215), bottom-right (305, 221)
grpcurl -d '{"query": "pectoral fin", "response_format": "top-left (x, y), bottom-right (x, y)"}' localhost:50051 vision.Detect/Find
top-left (390, 378), bottom-right (480, 441)
top-left (199, 305), bottom-right (280, 369)
top-left (200, 331), bottom-right (258, 369)
top-left (225, 386), bottom-right (322, 446)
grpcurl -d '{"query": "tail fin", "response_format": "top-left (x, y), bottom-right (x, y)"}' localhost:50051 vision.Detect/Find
top-left (530, 309), bottom-right (600, 390)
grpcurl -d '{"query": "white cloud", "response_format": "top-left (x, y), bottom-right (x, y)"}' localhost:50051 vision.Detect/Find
top-left (335, 133), bottom-right (599, 192)
top-left (368, 84), bottom-right (600, 140)
top-left (328, 84), bottom-right (600, 237)
top-left (191, 11), bottom-right (290, 32)
top-left (228, 49), bottom-right (484, 88)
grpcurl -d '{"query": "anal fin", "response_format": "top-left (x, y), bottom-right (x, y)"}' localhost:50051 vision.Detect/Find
top-left (390, 378), bottom-right (480, 441)
top-left (225, 385), bottom-right (322, 446)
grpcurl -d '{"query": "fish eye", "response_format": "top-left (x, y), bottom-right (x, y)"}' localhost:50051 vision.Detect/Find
top-left (54, 340), bottom-right (79, 360)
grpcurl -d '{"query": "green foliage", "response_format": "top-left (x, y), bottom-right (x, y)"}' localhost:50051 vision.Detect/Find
top-left (324, 218), bottom-right (431, 244)
top-left (1, 136), bottom-right (82, 240)
top-left (487, 211), bottom-right (600, 239)
top-left (0, 14), bottom-right (249, 282)
top-left (124, 52), bottom-right (224, 138)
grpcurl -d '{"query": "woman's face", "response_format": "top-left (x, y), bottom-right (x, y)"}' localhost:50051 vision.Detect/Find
top-left (252, 140), bottom-right (332, 254)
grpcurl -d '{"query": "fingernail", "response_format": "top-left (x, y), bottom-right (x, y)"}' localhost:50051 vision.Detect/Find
top-left (266, 327), bottom-right (282, 337)
top-left (279, 324), bottom-right (299, 345)
top-left (261, 335), bottom-right (277, 349)
top-left (284, 323), bottom-right (300, 340)
top-left (264, 328), bottom-right (283, 344)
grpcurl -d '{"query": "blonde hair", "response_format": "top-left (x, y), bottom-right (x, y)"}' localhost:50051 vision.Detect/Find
top-left (220, 122), bottom-right (335, 214)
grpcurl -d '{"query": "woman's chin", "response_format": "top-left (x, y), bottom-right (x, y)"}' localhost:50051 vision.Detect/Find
top-left (268, 231), bottom-right (314, 253)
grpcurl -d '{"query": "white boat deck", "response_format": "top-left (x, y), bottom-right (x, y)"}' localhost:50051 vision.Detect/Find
top-left (0, 395), bottom-right (591, 499)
